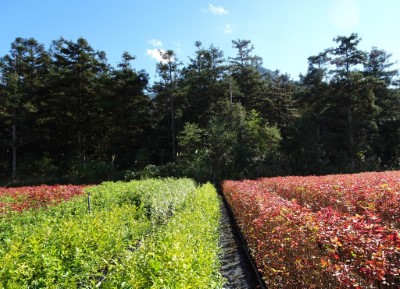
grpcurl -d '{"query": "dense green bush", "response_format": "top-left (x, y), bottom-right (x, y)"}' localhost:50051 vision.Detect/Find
top-left (88, 178), bottom-right (195, 224)
top-left (0, 179), bottom-right (223, 288)
top-left (101, 183), bottom-right (224, 288)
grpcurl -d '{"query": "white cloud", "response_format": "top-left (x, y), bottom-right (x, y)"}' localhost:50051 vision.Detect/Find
top-left (208, 4), bottom-right (228, 15)
top-left (223, 24), bottom-right (232, 34)
top-left (146, 48), bottom-right (166, 62)
top-left (146, 48), bottom-right (176, 63)
top-left (148, 39), bottom-right (162, 47)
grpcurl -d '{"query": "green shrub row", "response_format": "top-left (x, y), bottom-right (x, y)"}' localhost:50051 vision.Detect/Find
top-left (100, 183), bottom-right (224, 289)
top-left (0, 205), bottom-right (150, 288)
top-left (0, 178), bottom-right (211, 288)
top-left (88, 178), bottom-right (196, 224)
top-left (0, 179), bottom-right (225, 288)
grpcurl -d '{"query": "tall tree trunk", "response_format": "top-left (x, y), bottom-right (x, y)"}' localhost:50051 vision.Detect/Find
top-left (347, 106), bottom-right (355, 171)
top-left (168, 61), bottom-right (176, 162)
top-left (77, 130), bottom-right (86, 166)
top-left (170, 93), bottom-right (176, 161)
top-left (12, 110), bottom-right (17, 182)
top-left (229, 75), bottom-right (233, 104)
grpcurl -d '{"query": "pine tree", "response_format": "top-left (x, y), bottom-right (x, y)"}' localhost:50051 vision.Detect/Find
top-left (0, 38), bottom-right (50, 181)
top-left (49, 37), bottom-right (108, 170)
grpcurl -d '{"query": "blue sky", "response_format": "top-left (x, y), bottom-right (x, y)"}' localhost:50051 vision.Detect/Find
top-left (1, 0), bottom-right (399, 81)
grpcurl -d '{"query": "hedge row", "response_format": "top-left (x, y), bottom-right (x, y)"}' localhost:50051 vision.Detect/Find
top-left (0, 179), bottom-right (224, 288)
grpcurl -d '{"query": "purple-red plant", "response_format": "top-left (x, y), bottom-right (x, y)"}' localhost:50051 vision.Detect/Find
top-left (0, 185), bottom-right (86, 213)
top-left (223, 171), bottom-right (400, 289)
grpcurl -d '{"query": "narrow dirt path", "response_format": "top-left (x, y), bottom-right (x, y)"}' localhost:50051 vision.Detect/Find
top-left (219, 199), bottom-right (263, 289)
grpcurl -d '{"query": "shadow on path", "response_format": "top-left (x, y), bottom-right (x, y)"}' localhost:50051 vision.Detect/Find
top-left (219, 199), bottom-right (264, 289)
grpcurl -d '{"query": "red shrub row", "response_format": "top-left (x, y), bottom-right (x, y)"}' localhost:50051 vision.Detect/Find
top-left (223, 173), bottom-right (400, 288)
top-left (0, 185), bottom-right (86, 213)
top-left (260, 171), bottom-right (400, 228)
top-left (316, 207), bottom-right (399, 288)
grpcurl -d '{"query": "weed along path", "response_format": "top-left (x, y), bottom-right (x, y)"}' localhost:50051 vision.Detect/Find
top-left (219, 198), bottom-right (264, 289)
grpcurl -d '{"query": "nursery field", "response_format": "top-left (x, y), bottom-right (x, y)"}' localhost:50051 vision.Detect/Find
top-left (0, 179), bottom-right (223, 288)
top-left (223, 171), bottom-right (400, 289)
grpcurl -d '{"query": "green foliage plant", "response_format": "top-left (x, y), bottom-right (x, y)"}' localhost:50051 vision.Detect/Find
top-left (0, 178), bottom-right (199, 288)
top-left (102, 183), bottom-right (224, 288)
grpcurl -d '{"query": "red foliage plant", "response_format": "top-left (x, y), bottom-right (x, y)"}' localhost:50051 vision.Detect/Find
top-left (222, 171), bottom-right (400, 289)
top-left (0, 185), bottom-right (86, 213)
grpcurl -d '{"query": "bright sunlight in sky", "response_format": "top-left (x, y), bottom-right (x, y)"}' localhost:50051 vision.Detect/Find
top-left (1, 0), bottom-right (399, 81)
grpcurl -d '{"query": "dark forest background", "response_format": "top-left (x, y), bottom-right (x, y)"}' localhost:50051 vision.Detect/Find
top-left (1, 33), bottom-right (399, 185)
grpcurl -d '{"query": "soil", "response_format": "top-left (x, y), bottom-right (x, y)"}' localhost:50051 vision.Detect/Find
top-left (219, 198), bottom-right (265, 289)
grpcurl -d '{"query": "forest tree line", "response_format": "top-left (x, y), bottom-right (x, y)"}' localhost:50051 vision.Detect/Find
top-left (1, 33), bottom-right (399, 185)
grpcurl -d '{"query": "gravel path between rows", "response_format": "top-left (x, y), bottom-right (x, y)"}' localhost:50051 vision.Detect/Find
top-left (219, 199), bottom-right (263, 289)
